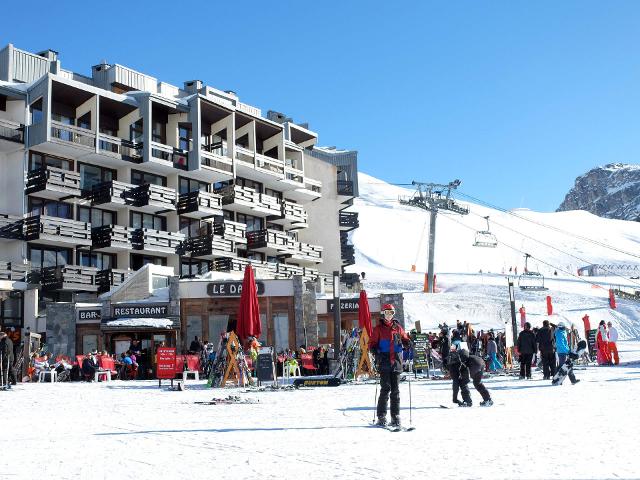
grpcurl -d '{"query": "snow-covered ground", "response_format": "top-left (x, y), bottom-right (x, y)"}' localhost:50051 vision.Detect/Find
top-left (3, 343), bottom-right (640, 479)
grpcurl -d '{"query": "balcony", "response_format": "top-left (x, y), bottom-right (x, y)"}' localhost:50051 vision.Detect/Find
top-left (246, 229), bottom-right (292, 256)
top-left (177, 233), bottom-right (236, 260)
top-left (29, 265), bottom-right (98, 292)
top-left (285, 240), bottom-right (323, 265)
top-left (24, 215), bottom-right (92, 247)
top-left (42, 120), bottom-right (96, 158)
top-left (216, 185), bottom-right (280, 217)
top-left (276, 263), bottom-right (305, 278)
top-left (131, 228), bottom-right (185, 255)
top-left (25, 167), bottom-right (81, 200)
top-left (0, 214), bottom-right (24, 241)
top-left (148, 141), bottom-right (189, 173)
top-left (234, 145), bottom-right (254, 165)
top-left (95, 133), bottom-right (143, 166)
top-left (337, 179), bottom-right (354, 197)
top-left (268, 200), bottom-right (308, 230)
top-left (83, 180), bottom-right (130, 209)
top-left (96, 268), bottom-right (131, 294)
top-left (190, 143), bottom-right (233, 183)
top-left (212, 220), bottom-right (247, 245)
top-left (341, 231), bottom-right (355, 267)
top-left (0, 261), bottom-right (29, 282)
top-left (92, 225), bottom-right (135, 252)
top-left (120, 183), bottom-right (177, 213)
top-left (339, 211), bottom-right (359, 230)
top-left (0, 118), bottom-right (24, 151)
top-left (176, 190), bottom-right (223, 219)
top-left (235, 152), bottom-right (286, 189)
top-left (285, 177), bottom-right (322, 202)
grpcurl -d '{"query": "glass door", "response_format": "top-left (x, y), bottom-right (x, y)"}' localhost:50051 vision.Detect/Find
top-left (273, 313), bottom-right (289, 352)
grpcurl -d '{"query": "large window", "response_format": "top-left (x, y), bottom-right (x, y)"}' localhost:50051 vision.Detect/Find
top-left (29, 198), bottom-right (72, 219)
top-left (264, 188), bottom-right (282, 201)
top-left (152, 120), bottom-right (166, 144)
top-left (30, 99), bottom-right (43, 125)
top-left (131, 170), bottom-right (166, 187)
top-left (77, 251), bottom-right (115, 270)
top-left (78, 163), bottom-right (115, 190)
top-left (178, 124), bottom-right (192, 151)
top-left (0, 291), bottom-right (23, 327)
top-left (130, 212), bottom-right (166, 231)
top-left (178, 177), bottom-right (208, 195)
top-left (28, 245), bottom-right (71, 269)
top-left (236, 177), bottom-right (262, 191)
top-left (130, 254), bottom-right (167, 271)
top-left (179, 217), bottom-right (207, 237)
top-left (29, 152), bottom-right (72, 172)
top-left (236, 213), bottom-right (263, 233)
top-left (180, 260), bottom-right (211, 278)
top-left (77, 207), bottom-right (115, 227)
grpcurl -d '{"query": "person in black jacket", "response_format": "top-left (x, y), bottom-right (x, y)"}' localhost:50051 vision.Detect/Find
top-left (517, 322), bottom-right (537, 379)
top-left (536, 320), bottom-right (556, 379)
top-left (0, 332), bottom-right (15, 390)
top-left (438, 327), bottom-right (451, 371)
top-left (449, 349), bottom-right (493, 407)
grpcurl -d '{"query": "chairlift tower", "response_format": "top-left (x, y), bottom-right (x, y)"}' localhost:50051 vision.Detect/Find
top-left (399, 179), bottom-right (469, 293)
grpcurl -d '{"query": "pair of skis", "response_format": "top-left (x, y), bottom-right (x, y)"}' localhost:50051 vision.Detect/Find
top-left (371, 423), bottom-right (416, 432)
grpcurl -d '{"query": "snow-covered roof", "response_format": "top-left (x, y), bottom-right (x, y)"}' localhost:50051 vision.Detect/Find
top-left (103, 318), bottom-right (174, 328)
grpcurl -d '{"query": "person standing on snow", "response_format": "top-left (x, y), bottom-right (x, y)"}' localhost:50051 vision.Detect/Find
top-left (607, 321), bottom-right (619, 365)
top-left (449, 349), bottom-right (493, 407)
top-left (516, 322), bottom-right (536, 379)
top-left (486, 333), bottom-right (502, 371)
top-left (536, 320), bottom-right (556, 379)
top-left (0, 331), bottom-right (15, 390)
top-left (369, 304), bottom-right (410, 427)
top-left (596, 321), bottom-right (611, 365)
top-left (555, 322), bottom-right (570, 367)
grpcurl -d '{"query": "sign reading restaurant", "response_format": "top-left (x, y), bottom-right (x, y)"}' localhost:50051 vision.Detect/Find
top-left (207, 281), bottom-right (266, 297)
top-left (112, 304), bottom-right (169, 318)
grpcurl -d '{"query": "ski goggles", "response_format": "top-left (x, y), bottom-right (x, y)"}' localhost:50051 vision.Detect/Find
top-left (382, 309), bottom-right (395, 315)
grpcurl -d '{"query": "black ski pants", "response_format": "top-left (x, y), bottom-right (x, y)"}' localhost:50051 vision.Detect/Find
top-left (377, 371), bottom-right (400, 418)
top-left (540, 351), bottom-right (556, 378)
top-left (459, 372), bottom-right (491, 403)
top-left (519, 353), bottom-right (533, 378)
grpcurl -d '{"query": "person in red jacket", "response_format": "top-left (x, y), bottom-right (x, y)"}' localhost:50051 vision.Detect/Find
top-left (369, 303), bottom-right (410, 427)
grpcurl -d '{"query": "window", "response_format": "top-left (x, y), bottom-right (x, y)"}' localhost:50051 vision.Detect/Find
top-left (78, 207), bottom-right (115, 227)
top-left (152, 275), bottom-right (169, 290)
top-left (130, 212), bottom-right (166, 231)
top-left (28, 245), bottom-right (71, 269)
top-left (77, 112), bottom-right (91, 130)
top-left (29, 152), bottom-right (72, 171)
top-left (29, 198), bottom-right (72, 219)
top-left (264, 188), bottom-right (282, 201)
top-left (30, 99), bottom-right (43, 125)
top-left (130, 119), bottom-right (143, 143)
top-left (77, 251), bottom-right (115, 270)
top-left (152, 120), bottom-right (166, 144)
top-left (130, 254), bottom-right (167, 270)
top-left (178, 177), bottom-right (208, 195)
top-left (131, 170), bottom-right (166, 187)
top-left (78, 163), bottom-right (115, 190)
top-left (213, 180), bottom-right (232, 191)
top-left (223, 210), bottom-right (234, 221)
top-left (0, 291), bottom-right (23, 327)
top-left (236, 177), bottom-right (262, 191)
top-left (236, 213), bottom-right (263, 233)
top-left (180, 260), bottom-right (211, 278)
top-left (178, 124), bottom-right (192, 151)
top-left (266, 222), bottom-right (283, 231)
top-left (243, 251), bottom-right (264, 262)
top-left (179, 217), bottom-right (207, 237)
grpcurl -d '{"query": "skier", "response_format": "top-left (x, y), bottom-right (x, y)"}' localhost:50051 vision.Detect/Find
top-left (516, 322), bottom-right (536, 379)
top-left (369, 303), bottom-right (410, 427)
top-left (0, 332), bottom-right (15, 390)
top-left (449, 349), bottom-right (493, 407)
top-left (555, 322), bottom-right (570, 367)
top-left (552, 340), bottom-right (587, 386)
top-left (486, 333), bottom-right (502, 371)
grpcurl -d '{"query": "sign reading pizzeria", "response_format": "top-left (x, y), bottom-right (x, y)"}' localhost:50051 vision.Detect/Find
top-left (112, 305), bottom-right (169, 318)
top-left (207, 281), bottom-right (265, 297)
top-left (327, 299), bottom-right (360, 312)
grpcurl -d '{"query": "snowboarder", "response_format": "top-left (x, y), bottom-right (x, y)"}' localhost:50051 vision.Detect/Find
top-left (369, 304), bottom-right (410, 427)
top-left (516, 322), bottom-right (536, 379)
top-left (449, 349), bottom-right (493, 407)
top-left (552, 340), bottom-right (587, 386)
top-left (555, 322), bottom-right (570, 367)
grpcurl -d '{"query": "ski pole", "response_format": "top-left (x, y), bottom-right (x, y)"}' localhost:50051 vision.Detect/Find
top-left (373, 383), bottom-right (378, 424)
top-left (408, 363), bottom-right (413, 427)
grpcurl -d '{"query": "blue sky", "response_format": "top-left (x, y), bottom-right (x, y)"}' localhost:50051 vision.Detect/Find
top-left (3, 1), bottom-right (640, 211)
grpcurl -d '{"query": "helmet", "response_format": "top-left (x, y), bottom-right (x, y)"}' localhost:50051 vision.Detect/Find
top-left (558, 321), bottom-right (565, 328)
top-left (381, 304), bottom-right (395, 313)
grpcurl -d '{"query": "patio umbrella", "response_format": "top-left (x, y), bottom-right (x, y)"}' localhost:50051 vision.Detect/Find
top-left (358, 290), bottom-right (372, 337)
top-left (236, 264), bottom-right (261, 342)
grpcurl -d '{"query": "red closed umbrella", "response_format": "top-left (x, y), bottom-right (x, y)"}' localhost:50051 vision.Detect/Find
top-left (609, 289), bottom-right (616, 309)
top-left (236, 264), bottom-right (261, 341)
top-left (358, 290), bottom-right (372, 337)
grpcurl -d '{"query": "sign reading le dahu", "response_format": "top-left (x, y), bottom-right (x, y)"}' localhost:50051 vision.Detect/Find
top-left (207, 281), bottom-right (265, 297)
top-left (113, 305), bottom-right (168, 318)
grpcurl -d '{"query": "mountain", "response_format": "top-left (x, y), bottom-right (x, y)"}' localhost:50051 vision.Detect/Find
top-left (557, 163), bottom-right (640, 221)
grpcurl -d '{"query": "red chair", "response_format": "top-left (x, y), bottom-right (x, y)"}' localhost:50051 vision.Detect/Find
top-left (300, 353), bottom-right (318, 375)
top-left (174, 355), bottom-right (185, 378)
top-left (98, 356), bottom-right (118, 379)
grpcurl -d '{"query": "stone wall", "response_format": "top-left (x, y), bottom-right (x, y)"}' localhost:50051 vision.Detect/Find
top-left (293, 276), bottom-right (319, 347)
top-left (380, 293), bottom-right (405, 329)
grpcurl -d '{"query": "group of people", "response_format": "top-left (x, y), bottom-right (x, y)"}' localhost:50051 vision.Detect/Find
top-left (596, 320), bottom-right (620, 365)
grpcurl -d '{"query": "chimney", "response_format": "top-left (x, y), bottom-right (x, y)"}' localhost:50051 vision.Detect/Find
top-left (183, 80), bottom-right (203, 94)
top-left (37, 49), bottom-right (58, 62)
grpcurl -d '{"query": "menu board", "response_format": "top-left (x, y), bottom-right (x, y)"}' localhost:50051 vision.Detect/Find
top-left (157, 347), bottom-right (176, 379)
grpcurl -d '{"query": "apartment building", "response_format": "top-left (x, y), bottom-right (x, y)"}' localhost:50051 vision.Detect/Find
top-left (0, 44), bottom-right (359, 345)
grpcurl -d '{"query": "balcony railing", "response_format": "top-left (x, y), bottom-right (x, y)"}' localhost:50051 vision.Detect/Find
top-left (92, 224), bottom-right (134, 250)
top-left (178, 234), bottom-right (235, 259)
top-left (339, 211), bottom-right (359, 229)
top-left (256, 153), bottom-right (284, 176)
top-left (234, 145), bottom-right (254, 164)
top-left (337, 179), bottom-right (354, 196)
top-left (287, 240), bottom-right (323, 263)
top-left (24, 215), bottom-right (92, 245)
top-left (177, 190), bottom-right (223, 217)
top-left (257, 192), bottom-right (281, 215)
top-left (211, 220), bottom-right (247, 244)
top-left (28, 265), bottom-right (98, 292)
top-left (25, 166), bottom-right (81, 197)
top-left (0, 119), bottom-right (24, 144)
top-left (0, 214), bottom-right (25, 240)
top-left (150, 141), bottom-right (188, 170)
top-left (50, 120), bottom-right (96, 148)
top-left (0, 261), bottom-right (29, 282)
top-left (201, 148), bottom-right (233, 173)
top-left (83, 180), bottom-right (130, 207)
top-left (246, 229), bottom-right (292, 254)
top-left (122, 183), bottom-right (177, 211)
top-left (281, 201), bottom-right (308, 226)
top-left (284, 166), bottom-right (304, 184)
top-left (96, 268), bottom-right (131, 293)
top-left (131, 228), bottom-right (185, 254)
top-left (98, 133), bottom-right (143, 163)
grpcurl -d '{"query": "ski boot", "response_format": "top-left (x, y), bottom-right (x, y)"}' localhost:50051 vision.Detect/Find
top-left (458, 401), bottom-right (472, 407)
top-left (375, 416), bottom-right (387, 427)
top-left (571, 379), bottom-right (580, 385)
top-left (480, 399), bottom-right (493, 407)
top-left (389, 415), bottom-right (401, 427)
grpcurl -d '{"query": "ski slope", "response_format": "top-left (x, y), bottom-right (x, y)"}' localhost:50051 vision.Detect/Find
top-left (348, 173), bottom-right (640, 338)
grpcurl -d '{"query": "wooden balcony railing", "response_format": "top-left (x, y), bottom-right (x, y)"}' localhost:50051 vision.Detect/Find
top-left (25, 166), bottom-right (81, 197)
top-left (24, 215), bottom-right (92, 245)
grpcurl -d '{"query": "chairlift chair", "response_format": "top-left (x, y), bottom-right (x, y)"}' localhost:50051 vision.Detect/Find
top-left (518, 254), bottom-right (548, 291)
top-left (473, 216), bottom-right (498, 248)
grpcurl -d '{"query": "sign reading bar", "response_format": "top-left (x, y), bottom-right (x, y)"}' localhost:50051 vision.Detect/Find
top-left (157, 347), bottom-right (176, 380)
top-left (327, 299), bottom-right (360, 313)
top-left (78, 310), bottom-right (101, 321)
top-left (113, 305), bottom-right (168, 318)
top-left (207, 281), bottom-right (265, 297)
